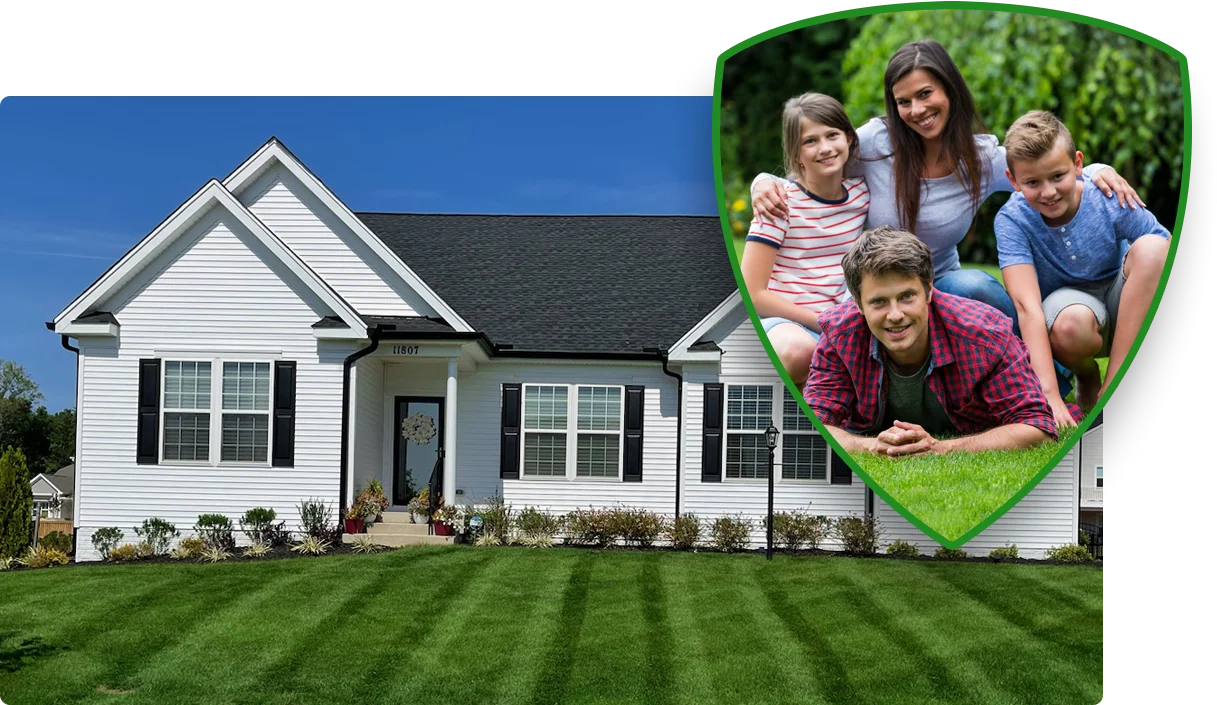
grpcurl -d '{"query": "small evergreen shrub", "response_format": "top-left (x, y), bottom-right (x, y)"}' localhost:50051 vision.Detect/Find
top-left (1046, 544), bottom-right (1095, 563)
top-left (667, 514), bottom-right (701, 550)
top-left (618, 508), bottom-right (665, 548)
top-left (771, 512), bottom-right (805, 551)
top-left (565, 507), bottom-right (616, 547)
top-left (196, 514), bottom-right (236, 551)
top-left (135, 518), bottom-right (179, 555)
top-left (24, 545), bottom-right (69, 568)
top-left (91, 527), bottom-right (124, 559)
top-left (0, 447), bottom-right (33, 559)
top-left (297, 498), bottom-right (339, 542)
top-left (108, 544), bottom-right (142, 562)
top-left (934, 547), bottom-right (968, 561)
top-left (39, 531), bottom-right (73, 555)
top-left (989, 544), bottom-right (1019, 561)
top-left (516, 507), bottom-right (563, 546)
top-left (240, 507), bottom-right (278, 544)
top-left (886, 539), bottom-right (920, 558)
top-left (710, 515), bottom-right (752, 553)
top-left (171, 536), bottom-right (206, 561)
top-left (836, 516), bottom-right (881, 555)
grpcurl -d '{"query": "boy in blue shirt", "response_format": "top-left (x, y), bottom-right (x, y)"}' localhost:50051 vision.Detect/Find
top-left (996, 111), bottom-right (1170, 425)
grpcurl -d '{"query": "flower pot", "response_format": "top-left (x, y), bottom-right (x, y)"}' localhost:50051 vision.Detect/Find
top-left (344, 517), bottom-right (365, 534)
top-left (411, 512), bottom-right (428, 525)
top-left (434, 521), bottom-right (453, 537)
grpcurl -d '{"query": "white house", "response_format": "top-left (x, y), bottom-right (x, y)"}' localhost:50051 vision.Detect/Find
top-left (51, 138), bottom-right (1085, 561)
top-left (1079, 414), bottom-right (1103, 528)
top-left (30, 463), bottom-right (74, 519)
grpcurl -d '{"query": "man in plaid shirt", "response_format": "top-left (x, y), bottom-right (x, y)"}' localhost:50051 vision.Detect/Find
top-left (804, 226), bottom-right (1068, 456)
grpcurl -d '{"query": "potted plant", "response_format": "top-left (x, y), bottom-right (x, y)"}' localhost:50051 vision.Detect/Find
top-left (432, 502), bottom-right (458, 537)
top-left (343, 504), bottom-right (365, 534)
top-left (361, 479), bottom-right (390, 525)
top-left (407, 487), bottom-right (430, 524)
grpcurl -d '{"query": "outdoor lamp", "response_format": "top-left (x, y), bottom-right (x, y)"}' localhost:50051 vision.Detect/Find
top-left (765, 425), bottom-right (779, 450)
top-left (765, 424), bottom-right (779, 560)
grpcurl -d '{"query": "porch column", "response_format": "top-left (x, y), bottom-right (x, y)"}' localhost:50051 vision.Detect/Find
top-left (444, 357), bottom-right (458, 504)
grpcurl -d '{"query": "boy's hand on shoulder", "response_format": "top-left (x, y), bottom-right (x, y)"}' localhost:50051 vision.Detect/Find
top-left (752, 177), bottom-right (788, 221)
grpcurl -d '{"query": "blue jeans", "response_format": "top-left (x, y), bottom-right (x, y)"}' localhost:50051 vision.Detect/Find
top-left (934, 268), bottom-right (1074, 398)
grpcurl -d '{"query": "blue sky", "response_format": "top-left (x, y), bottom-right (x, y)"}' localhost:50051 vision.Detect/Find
top-left (0, 97), bottom-right (718, 411)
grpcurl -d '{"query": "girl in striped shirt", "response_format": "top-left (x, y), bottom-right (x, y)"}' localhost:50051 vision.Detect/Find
top-left (742, 92), bottom-right (870, 385)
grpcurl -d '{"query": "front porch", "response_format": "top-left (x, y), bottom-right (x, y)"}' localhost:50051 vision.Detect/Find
top-left (342, 510), bottom-right (455, 546)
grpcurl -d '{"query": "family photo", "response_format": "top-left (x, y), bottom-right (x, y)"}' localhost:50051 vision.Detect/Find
top-left (718, 7), bottom-right (1183, 537)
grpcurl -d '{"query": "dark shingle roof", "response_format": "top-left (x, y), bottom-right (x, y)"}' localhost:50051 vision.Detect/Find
top-left (364, 316), bottom-right (458, 334)
top-left (355, 214), bottom-right (737, 355)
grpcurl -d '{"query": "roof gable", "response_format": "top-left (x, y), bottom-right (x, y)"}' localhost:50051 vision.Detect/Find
top-left (222, 139), bottom-right (473, 333)
top-left (52, 180), bottom-right (367, 339)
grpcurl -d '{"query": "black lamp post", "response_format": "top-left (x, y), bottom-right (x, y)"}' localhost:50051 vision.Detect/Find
top-left (765, 424), bottom-right (779, 560)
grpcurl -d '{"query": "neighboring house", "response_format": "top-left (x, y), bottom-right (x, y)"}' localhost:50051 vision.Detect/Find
top-left (1079, 414), bottom-right (1103, 528)
top-left (51, 138), bottom-right (1082, 561)
top-left (30, 463), bottom-right (74, 519)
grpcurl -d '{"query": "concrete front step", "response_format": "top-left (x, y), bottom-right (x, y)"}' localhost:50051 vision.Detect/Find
top-left (378, 511), bottom-right (427, 525)
top-left (342, 532), bottom-right (454, 547)
top-left (367, 522), bottom-right (433, 537)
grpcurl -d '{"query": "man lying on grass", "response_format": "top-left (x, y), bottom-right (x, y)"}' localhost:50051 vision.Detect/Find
top-left (804, 225), bottom-right (1067, 456)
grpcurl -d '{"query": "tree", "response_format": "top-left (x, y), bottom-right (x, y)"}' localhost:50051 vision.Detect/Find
top-left (0, 360), bottom-right (43, 406)
top-left (45, 409), bottom-right (76, 474)
top-left (0, 446), bottom-right (33, 559)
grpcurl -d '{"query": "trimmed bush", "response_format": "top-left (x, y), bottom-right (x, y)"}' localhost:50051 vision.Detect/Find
top-left (667, 513), bottom-right (701, 550)
top-left (240, 507), bottom-right (278, 544)
top-left (617, 508), bottom-right (666, 548)
top-left (989, 544), bottom-right (1019, 561)
top-left (91, 527), bottom-right (124, 560)
top-left (934, 547), bottom-right (968, 561)
top-left (565, 507), bottom-right (617, 547)
top-left (39, 530), bottom-right (73, 555)
top-left (886, 539), bottom-right (920, 558)
top-left (710, 515), bottom-right (752, 553)
top-left (196, 514), bottom-right (236, 552)
top-left (171, 536), bottom-right (206, 560)
top-left (135, 518), bottom-right (180, 556)
top-left (804, 515), bottom-right (834, 550)
top-left (108, 544), bottom-right (142, 562)
top-left (1046, 544), bottom-right (1095, 563)
top-left (836, 516), bottom-right (881, 556)
top-left (772, 512), bottom-right (805, 551)
top-left (516, 507), bottom-right (562, 546)
top-left (0, 446), bottom-right (33, 559)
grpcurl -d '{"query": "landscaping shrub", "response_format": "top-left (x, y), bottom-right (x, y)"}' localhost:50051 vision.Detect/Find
top-left (292, 536), bottom-right (330, 556)
top-left (804, 515), bottom-right (834, 550)
top-left (1046, 544), bottom-right (1095, 563)
top-left (0, 556), bottom-right (15, 571)
top-left (171, 536), bottom-right (205, 560)
top-left (297, 498), bottom-right (339, 542)
top-left (0, 446), bottom-right (33, 559)
top-left (91, 527), bottom-right (124, 560)
top-left (242, 541), bottom-right (271, 558)
top-left (618, 508), bottom-right (665, 548)
top-left (710, 515), bottom-right (752, 553)
top-left (135, 517), bottom-right (180, 555)
top-left (475, 532), bottom-right (502, 547)
top-left (39, 530), bottom-right (73, 555)
top-left (934, 547), bottom-right (968, 561)
top-left (201, 546), bottom-right (231, 563)
top-left (886, 539), bottom-right (920, 558)
top-left (108, 544), bottom-right (142, 562)
top-left (772, 512), bottom-right (805, 551)
top-left (516, 507), bottom-right (562, 546)
top-left (240, 507), bottom-right (278, 544)
top-left (565, 507), bottom-right (616, 547)
top-left (23, 545), bottom-right (69, 568)
top-left (196, 514), bottom-right (236, 552)
top-left (350, 535), bottom-right (380, 554)
top-left (836, 516), bottom-right (881, 555)
top-left (667, 513), bottom-right (701, 550)
top-left (989, 544), bottom-right (1019, 561)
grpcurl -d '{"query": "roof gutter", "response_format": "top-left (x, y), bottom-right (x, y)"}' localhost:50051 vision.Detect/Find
top-left (61, 335), bottom-right (81, 555)
top-left (340, 327), bottom-right (382, 514)
top-left (646, 347), bottom-right (683, 518)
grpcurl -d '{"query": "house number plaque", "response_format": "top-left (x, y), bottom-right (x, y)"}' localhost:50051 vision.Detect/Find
top-left (391, 345), bottom-right (420, 355)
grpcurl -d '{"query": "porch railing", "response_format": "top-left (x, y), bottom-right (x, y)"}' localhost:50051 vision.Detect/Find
top-left (427, 449), bottom-right (444, 535)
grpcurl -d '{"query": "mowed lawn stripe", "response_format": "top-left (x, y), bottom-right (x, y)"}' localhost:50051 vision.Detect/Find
top-left (529, 550), bottom-right (595, 705)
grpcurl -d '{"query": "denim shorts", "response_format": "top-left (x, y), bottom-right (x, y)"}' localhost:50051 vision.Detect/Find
top-left (760, 317), bottom-right (821, 341)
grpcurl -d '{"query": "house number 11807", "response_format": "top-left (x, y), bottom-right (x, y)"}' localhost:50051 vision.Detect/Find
top-left (392, 345), bottom-right (420, 355)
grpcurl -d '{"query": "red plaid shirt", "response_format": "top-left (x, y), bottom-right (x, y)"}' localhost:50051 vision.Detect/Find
top-left (803, 290), bottom-right (1063, 439)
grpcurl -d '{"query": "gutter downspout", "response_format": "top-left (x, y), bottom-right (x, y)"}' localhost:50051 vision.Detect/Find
top-left (61, 335), bottom-right (80, 555)
top-left (340, 326), bottom-right (382, 514)
top-left (651, 349), bottom-right (684, 518)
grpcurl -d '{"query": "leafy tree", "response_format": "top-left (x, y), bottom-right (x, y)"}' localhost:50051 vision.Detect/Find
top-left (0, 446), bottom-right (33, 559)
top-left (45, 409), bottom-right (76, 474)
top-left (0, 360), bottom-right (43, 405)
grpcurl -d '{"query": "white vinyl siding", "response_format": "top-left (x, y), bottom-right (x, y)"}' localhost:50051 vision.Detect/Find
top-left (73, 207), bottom-right (353, 561)
top-left (239, 164), bottom-right (424, 316)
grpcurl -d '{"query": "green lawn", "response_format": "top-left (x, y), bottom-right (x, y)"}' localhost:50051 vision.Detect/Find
top-left (1, 547), bottom-right (1100, 705)
top-left (851, 438), bottom-right (1071, 542)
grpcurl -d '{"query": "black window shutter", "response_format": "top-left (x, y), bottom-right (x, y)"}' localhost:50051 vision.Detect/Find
top-left (701, 384), bottom-right (724, 482)
top-left (830, 448), bottom-right (852, 484)
top-left (500, 383), bottom-right (522, 480)
top-left (136, 358), bottom-right (161, 464)
top-left (623, 386), bottom-right (644, 482)
top-left (272, 361), bottom-right (297, 467)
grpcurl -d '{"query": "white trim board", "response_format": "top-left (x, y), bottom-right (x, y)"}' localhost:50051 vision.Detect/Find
top-left (222, 138), bottom-right (474, 334)
top-left (668, 290), bottom-right (739, 360)
top-left (52, 179), bottom-right (367, 339)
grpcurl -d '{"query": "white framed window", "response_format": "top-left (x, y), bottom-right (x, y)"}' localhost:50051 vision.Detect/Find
top-left (162, 360), bottom-right (212, 462)
top-left (521, 383), bottom-right (624, 480)
top-left (161, 358), bottom-right (272, 466)
top-left (780, 389), bottom-right (829, 481)
top-left (725, 385), bottom-right (773, 480)
top-left (1095, 465), bottom-right (1103, 488)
